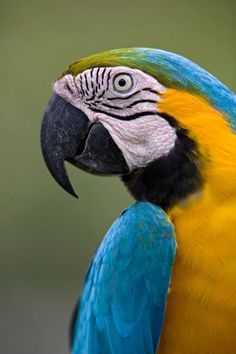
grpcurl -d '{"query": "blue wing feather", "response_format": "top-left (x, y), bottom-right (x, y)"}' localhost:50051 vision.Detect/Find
top-left (71, 202), bottom-right (176, 354)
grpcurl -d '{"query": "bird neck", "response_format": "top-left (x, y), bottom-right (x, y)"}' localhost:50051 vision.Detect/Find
top-left (122, 89), bottom-right (236, 212)
top-left (159, 89), bottom-right (236, 204)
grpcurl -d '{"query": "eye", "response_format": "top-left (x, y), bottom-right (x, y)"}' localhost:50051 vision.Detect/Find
top-left (113, 74), bottom-right (133, 92)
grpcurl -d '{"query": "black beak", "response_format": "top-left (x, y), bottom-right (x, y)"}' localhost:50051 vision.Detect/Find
top-left (41, 94), bottom-right (129, 197)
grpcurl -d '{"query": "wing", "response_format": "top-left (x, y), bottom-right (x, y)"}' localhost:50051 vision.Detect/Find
top-left (71, 202), bottom-right (176, 354)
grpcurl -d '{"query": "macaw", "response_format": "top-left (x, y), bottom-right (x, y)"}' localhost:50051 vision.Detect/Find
top-left (40, 48), bottom-right (236, 354)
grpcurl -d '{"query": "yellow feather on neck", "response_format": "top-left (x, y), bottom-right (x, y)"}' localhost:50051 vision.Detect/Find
top-left (156, 89), bottom-right (236, 354)
top-left (158, 89), bottom-right (236, 201)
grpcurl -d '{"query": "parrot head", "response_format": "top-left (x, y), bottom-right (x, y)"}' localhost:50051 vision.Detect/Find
top-left (41, 48), bottom-right (236, 209)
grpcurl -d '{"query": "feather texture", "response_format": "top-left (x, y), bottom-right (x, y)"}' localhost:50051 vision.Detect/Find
top-left (71, 202), bottom-right (176, 354)
top-left (64, 48), bottom-right (236, 131)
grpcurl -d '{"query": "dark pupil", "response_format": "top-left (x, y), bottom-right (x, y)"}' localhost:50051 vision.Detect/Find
top-left (118, 78), bottom-right (126, 87)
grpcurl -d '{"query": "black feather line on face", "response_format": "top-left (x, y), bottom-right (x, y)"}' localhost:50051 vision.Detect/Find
top-left (97, 90), bottom-right (106, 99)
top-left (127, 99), bottom-right (157, 108)
top-left (122, 114), bottom-right (203, 210)
top-left (89, 108), bottom-right (158, 120)
top-left (84, 73), bottom-right (89, 92)
top-left (96, 67), bottom-right (100, 83)
top-left (79, 77), bottom-right (85, 97)
top-left (101, 68), bottom-right (106, 85)
top-left (107, 88), bottom-right (157, 101)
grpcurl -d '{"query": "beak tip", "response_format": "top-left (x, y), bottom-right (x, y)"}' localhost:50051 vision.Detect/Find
top-left (71, 191), bottom-right (79, 199)
top-left (59, 183), bottom-right (79, 199)
top-left (56, 176), bottom-right (79, 199)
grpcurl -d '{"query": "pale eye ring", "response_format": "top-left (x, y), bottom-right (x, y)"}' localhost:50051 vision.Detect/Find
top-left (113, 74), bottom-right (133, 92)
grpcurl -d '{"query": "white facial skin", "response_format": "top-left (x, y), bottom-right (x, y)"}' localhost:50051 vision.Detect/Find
top-left (53, 67), bottom-right (177, 170)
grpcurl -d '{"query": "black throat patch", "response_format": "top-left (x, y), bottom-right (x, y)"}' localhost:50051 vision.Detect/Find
top-left (122, 114), bottom-right (203, 211)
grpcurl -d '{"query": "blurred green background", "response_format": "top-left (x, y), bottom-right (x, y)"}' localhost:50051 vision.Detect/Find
top-left (1, 0), bottom-right (235, 353)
